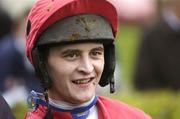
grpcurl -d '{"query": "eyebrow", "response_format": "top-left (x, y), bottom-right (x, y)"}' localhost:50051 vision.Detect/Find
top-left (91, 47), bottom-right (104, 52)
top-left (61, 46), bottom-right (104, 54)
top-left (61, 49), bottom-right (80, 55)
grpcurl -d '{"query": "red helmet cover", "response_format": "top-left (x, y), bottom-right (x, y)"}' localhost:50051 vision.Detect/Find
top-left (26, 0), bottom-right (118, 64)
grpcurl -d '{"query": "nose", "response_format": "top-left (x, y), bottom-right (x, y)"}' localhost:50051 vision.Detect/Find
top-left (77, 56), bottom-right (94, 74)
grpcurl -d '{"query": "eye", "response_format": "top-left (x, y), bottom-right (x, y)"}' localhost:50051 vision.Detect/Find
top-left (91, 51), bottom-right (102, 56)
top-left (90, 50), bottom-right (104, 59)
top-left (63, 51), bottom-right (79, 60)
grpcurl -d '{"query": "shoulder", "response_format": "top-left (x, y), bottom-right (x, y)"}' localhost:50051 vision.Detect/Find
top-left (24, 105), bottom-right (46, 119)
top-left (98, 96), bottom-right (151, 119)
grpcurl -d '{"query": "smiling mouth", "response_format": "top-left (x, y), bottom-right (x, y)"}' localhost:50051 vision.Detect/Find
top-left (72, 78), bottom-right (94, 84)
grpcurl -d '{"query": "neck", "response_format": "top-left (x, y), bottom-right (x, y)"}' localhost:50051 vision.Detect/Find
top-left (49, 95), bottom-right (96, 110)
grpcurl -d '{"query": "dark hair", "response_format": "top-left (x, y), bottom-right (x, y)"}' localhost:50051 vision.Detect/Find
top-left (43, 89), bottom-right (54, 119)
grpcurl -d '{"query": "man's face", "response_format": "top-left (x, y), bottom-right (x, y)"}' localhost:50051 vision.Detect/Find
top-left (47, 42), bottom-right (104, 105)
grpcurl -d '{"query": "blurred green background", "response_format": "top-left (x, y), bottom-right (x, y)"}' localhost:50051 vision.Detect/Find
top-left (12, 24), bottom-right (180, 119)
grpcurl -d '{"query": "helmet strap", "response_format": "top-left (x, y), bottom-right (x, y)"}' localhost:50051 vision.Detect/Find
top-left (110, 76), bottom-right (115, 93)
top-left (99, 43), bottom-right (116, 93)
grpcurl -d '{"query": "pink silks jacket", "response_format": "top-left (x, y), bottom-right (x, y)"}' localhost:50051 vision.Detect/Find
top-left (24, 96), bottom-right (151, 119)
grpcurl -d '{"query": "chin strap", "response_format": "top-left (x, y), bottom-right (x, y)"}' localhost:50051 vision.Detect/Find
top-left (110, 75), bottom-right (115, 93)
top-left (28, 90), bottom-right (98, 119)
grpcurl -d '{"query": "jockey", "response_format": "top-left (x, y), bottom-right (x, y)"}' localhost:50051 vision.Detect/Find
top-left (24, 0), bottom-right (152, 119)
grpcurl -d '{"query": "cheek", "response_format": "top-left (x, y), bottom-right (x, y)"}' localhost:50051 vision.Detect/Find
top-left (95, 60), bottom-right (104, 76)
top-left (48, 64), bottom-right (70, 90)
top-left (48, 59), bottom-right (77, 81)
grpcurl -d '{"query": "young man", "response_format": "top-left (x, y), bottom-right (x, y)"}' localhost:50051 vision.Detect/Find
top-left (24, 0), bottom-right (151, 119)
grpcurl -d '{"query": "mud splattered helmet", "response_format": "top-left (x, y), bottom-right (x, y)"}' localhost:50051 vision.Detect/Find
top-left (26, 0), bottom-right (118, 93)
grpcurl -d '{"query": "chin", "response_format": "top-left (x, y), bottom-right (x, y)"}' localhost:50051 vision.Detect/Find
top-left (73, 92), bottom-right (94, 104)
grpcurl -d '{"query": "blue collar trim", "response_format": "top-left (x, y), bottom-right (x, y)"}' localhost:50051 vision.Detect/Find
top-left (28, 90), bottom-right (98, 114)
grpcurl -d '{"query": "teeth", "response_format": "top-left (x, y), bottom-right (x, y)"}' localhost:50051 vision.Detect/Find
top-left (73, 79), bottom-right (92, 84)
